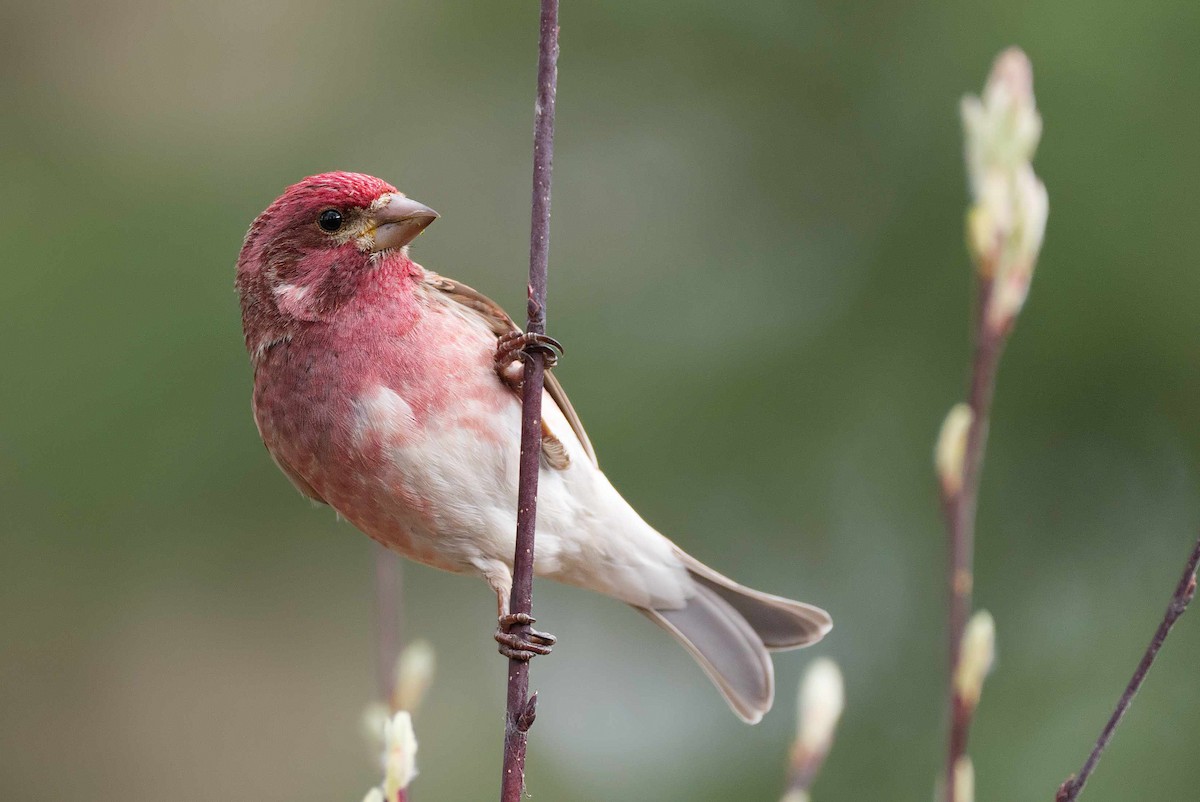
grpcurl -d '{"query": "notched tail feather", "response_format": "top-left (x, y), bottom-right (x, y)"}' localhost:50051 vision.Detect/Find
top-left (677, 551), bottom-right (833, 650)
top-left (639, 583), bottom-right (773, 724)
top-left (640, 553), bottom-right (833, 723)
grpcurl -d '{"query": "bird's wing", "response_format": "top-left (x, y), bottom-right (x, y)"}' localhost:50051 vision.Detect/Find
top-left (422, 273), bottom-right (599, 468)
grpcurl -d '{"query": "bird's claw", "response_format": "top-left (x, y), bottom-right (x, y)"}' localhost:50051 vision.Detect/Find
top-left (495, 612), bottom-right (557, 661)
top-left (495, 331), bottom-right (564, 376)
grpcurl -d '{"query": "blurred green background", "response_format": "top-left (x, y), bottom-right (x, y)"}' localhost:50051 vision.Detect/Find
top-left (3, 0), bottom-right (1199, 799)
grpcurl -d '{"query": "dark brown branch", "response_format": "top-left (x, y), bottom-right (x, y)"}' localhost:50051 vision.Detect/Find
top-left (499, 2), bottom-right (560, 800)
top-left (1055, 535), bottom-right (1200, 802)
top-left (940, 279), bottom-right (1007, 802)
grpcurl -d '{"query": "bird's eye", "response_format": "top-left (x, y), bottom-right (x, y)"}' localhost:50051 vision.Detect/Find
top-left (318, 209), bottom-right (344, 232)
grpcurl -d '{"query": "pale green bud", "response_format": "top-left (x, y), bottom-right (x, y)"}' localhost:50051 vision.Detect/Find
top-left (392, 639), bottom-right (436, 714)
top-left (954, 610), bottom-right (996, 711)
top-left (935, 404), bottom-right (974, 498)
top-left (797, 657), bottom-right (845, 756)
top-left (953, 756), bottom-right (975, 802)
top-left (384, 711), bottom-right (418, 799)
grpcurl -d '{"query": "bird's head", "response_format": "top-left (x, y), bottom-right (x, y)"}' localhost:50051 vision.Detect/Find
top-left (236, 172), bottom-right (439, 355)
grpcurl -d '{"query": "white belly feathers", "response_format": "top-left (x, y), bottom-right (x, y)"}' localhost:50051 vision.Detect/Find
top-left (349, 380), bottom-right (693, 611)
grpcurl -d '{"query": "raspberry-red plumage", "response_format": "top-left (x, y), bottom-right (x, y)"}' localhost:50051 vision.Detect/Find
top-left (235, 171), bottom-right (833, 724)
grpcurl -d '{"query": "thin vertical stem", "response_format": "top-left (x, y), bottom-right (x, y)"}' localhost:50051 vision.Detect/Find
top-left (942, 46), bottom-right (1046, 802)
top-left (499, 2), bottom-right (560, 800)
top-left (942, 280), bottom-right (1006, 802)
top-left (374, 542), bottom-right (403, 704)
top-left (1055, 536), bottom-right (1200, 802)
top-left (375, 544), bottom-right (409, 801)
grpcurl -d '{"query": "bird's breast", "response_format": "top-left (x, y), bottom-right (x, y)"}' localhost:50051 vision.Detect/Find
top-left (251, 291), bottom-right (517, 570)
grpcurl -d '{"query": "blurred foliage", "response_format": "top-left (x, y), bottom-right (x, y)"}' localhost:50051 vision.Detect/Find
top-left (2, 0), bottom-right (1200, 800)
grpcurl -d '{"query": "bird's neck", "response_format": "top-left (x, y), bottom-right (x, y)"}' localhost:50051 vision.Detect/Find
top-left (245, 251), bottom-right (424, 365)
top-left (344, 250), bottom-right (422, 314)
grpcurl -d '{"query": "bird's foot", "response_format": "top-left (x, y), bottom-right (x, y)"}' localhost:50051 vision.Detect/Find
top-left (494, 331), bottom-right (563, 386)
top-left (495, 612), bottom-right (557, 661)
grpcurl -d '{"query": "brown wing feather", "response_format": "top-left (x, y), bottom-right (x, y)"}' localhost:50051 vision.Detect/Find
top-left (423, 273), bottom-right (599, 468)
top-left (543, 371), bottom-right (598, 466)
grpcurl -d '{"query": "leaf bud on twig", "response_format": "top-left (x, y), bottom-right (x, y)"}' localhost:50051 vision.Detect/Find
top-left (383, 711), bottom-right (418, 802)
top-left (960, 47), bottom-right (1048, 331)
top-left (954, 610), bottom-right (996, 713)
top-left (953, 755), bottom-right (975, 802)
top-left (783, 657), bottom-right (845, 800)
top-left (391, 639), bottom-right (436, 714)
top-left (936, 404), bottom-right (974, 499)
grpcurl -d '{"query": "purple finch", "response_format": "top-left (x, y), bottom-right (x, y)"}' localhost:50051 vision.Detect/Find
top-left (236, 172), bottom-right (831, 723)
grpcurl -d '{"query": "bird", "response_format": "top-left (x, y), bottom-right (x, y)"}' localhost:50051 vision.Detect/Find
top-left (236, 171), bottom-right (832, 723)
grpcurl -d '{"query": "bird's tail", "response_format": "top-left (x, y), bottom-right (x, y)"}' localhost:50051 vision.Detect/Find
top-left (638, 553), bottom-right (832, 724)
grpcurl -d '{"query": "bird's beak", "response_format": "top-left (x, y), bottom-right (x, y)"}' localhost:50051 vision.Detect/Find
top-left (371, 194), bottom-right (439, 252)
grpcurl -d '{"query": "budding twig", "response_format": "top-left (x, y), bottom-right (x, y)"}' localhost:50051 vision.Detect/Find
top-left (940, 308), bottom-right (1003, 802)
top-left (781, 658), bottom-right (845, 802)
top-left (939, 47), bottom-right (1047, 802)
top-left (384, 711), bottom-right (418, 802)
top-left (373, 543), bottom-right (409, 801)
top-left (362, 641), bottom-right (435, 802)
top-left (1054, 535), bottom-right (1200, 802)
top-left (499, 2), bottom-right (560, 800)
